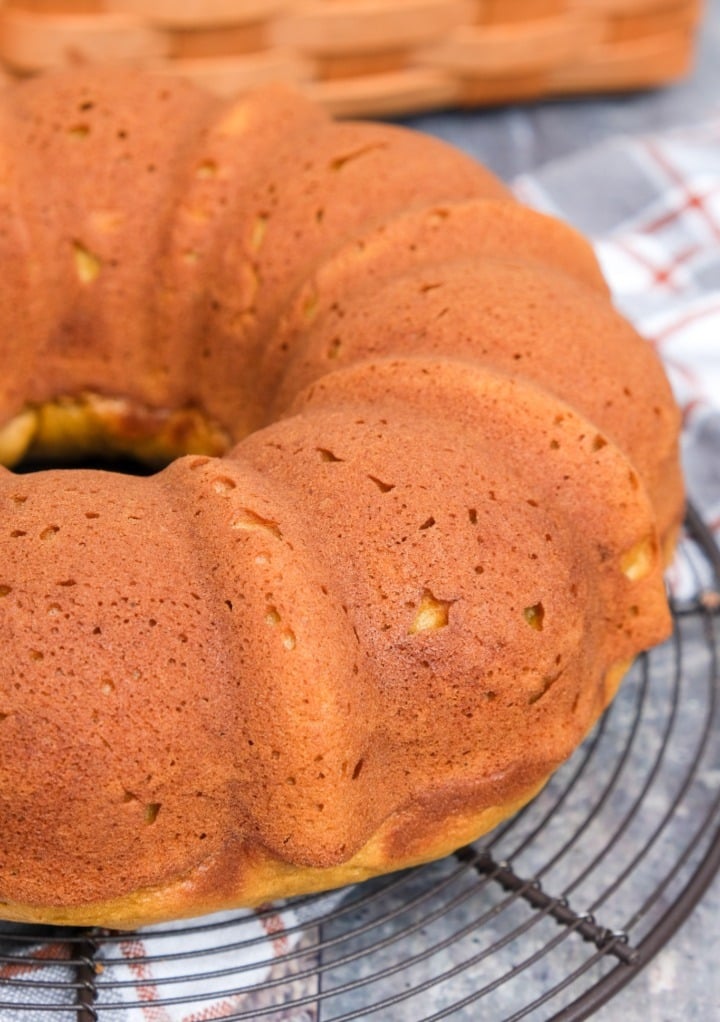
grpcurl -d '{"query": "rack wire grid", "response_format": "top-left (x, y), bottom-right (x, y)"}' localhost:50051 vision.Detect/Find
top-left (0, 502), bottom-right (719, 1022)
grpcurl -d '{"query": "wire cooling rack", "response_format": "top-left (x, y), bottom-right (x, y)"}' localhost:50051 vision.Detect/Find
top-left (1, 503), bottom-right (719, 1021)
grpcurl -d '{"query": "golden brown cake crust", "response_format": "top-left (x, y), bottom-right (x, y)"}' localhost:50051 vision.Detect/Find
top-left (0, 69), bottom-right (682, 928)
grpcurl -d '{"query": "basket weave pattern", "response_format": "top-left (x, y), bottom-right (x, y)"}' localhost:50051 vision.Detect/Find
top-left (0, 0), bottom-right (702, 115)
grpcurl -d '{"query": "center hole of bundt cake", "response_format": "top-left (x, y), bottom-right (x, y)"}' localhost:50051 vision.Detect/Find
top-left (14, 452), bottom-right (160, 477)
top-left (0, 395), bottom-right (230, 476)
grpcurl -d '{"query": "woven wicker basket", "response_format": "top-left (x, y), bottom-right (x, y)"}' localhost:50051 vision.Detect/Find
top-left (0, 0), bottom-right (702, 116)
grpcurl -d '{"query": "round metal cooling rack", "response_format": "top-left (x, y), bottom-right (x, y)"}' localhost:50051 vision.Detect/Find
top-left (1, 503), bottom-right (719, 1022)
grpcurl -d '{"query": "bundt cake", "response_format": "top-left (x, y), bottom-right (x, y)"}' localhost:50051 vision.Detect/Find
top-left (0, 69), bottom-right (682, 929)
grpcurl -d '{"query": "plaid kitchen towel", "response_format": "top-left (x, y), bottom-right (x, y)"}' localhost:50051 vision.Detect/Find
top-left (0, 895), bottom-right (336, 1019)
top-left (4, 116), bottom-right (720, 1020)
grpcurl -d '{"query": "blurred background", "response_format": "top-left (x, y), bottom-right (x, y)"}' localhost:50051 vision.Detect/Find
top-left (0, 0), bottom-right (711, 184)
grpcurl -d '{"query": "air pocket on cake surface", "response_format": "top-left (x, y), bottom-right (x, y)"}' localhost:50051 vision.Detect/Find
top-left (408, 588), bottom-right (452, 634)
